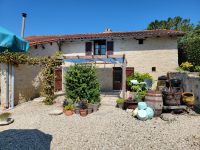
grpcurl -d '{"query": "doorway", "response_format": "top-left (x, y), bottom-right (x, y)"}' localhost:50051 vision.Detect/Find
top-left (113, 67), bottom-right (122, 90)
top-left (54, 68), bottom-right (62, 91)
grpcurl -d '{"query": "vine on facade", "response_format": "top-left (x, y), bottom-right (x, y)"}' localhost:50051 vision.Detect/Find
top-left (0, 51), bottom-right (61, 105)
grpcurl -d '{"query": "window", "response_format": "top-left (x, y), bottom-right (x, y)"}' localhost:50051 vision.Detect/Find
top-left (152, 67), bottom-right (156, 72)
top-left (138, 39), bottom-right (144, 44)
top-left (94, 40), bottom-right (106, 55)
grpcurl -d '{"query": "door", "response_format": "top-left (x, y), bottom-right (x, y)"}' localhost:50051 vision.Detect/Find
top-left (113, 67), bottom-right (122, 90)
top-left (55, 68), bottom-right (62, 91)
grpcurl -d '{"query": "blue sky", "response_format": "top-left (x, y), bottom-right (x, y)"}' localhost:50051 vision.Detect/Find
top-left (0, 0), bottom-right (199, 37)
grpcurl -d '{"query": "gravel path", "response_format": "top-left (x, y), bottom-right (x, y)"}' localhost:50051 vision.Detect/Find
top-left (1, 93), bottom-right (200, 150)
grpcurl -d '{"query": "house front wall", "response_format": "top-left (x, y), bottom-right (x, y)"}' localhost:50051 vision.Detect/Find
top-left (13, 36), bottom-right (178, 104)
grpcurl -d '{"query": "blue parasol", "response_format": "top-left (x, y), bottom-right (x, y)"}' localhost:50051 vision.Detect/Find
top-left (0, 26), bottom-right (29, 52)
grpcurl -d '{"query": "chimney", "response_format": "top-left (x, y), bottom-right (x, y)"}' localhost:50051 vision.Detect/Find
top-left (21, 13), bottom-right (27, 38)
top-left (104, 28), bottom-right (112, 33)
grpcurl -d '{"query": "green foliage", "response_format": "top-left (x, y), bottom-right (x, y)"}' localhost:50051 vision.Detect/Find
top-left (147, 16), bottom-right (194, 32)
top-left (41, 55), bottom-right (61, 104)
top-left (194, 66), bottom-right (200, 72)
top-left (0, 51), bottom-right (61, 105)
top-left (64, 104), bottom-right (74, 111)
top-left (64, 64), bottom-right (100, 104)
top-left (131, 84), bottom-right (147, 102)
top-left (135, 90), bottom-right (147, 102)
top-left (178, 29), bottom-right (200, 65)
top-left (176, 61), bottom-right (193, 71)
top-left (176, 61), bottom-right (200, 74)
top-left (116, 98), bottom-right (124, 104)
top-left (127, 72), bottom-right (152, 87)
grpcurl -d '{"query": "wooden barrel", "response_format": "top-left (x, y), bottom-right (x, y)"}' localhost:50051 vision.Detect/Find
top-left (163, 92), bottom-right (181, 106)
top-left (145, 92), bottom-right (163, 117)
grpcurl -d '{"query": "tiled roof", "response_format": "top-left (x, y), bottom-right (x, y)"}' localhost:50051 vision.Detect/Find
top-left (26, 29), bottom-right (185, 46)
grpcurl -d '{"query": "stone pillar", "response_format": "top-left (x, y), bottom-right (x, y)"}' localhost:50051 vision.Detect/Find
top-left (1, 63), bottom-right (8, 109)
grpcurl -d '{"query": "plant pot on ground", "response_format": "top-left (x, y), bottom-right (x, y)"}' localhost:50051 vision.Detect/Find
top-left (63, 104), bottom-right (74, 116)
top-left (87, 103), bottom-right (93, 114)
top-left (92, 102), bottom-right (100, 112)
top-left (79, 100), bottom-right (88, 117)
top-left (116, 98), bottom-right (125, 109)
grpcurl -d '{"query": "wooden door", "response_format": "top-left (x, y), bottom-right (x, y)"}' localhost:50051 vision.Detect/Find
top-left (113, 67), bottom-right (122, 90)
top-left (55, 68), bottom-right (62, 91)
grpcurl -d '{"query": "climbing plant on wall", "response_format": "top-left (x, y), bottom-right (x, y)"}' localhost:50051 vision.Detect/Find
top-left (0, 50), bottom-right (61, 105)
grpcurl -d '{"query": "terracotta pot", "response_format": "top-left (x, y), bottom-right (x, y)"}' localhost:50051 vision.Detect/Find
top-left (80, 109), bottom-right (88, 117)
top-left (64, 110), bottom-right (73, 116)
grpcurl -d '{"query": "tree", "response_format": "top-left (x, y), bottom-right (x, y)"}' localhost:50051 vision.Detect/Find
top-left (64, 64), bottom-right (100, 104)
top-left (178, 29), bottom-right (200, 65)
top-left (147, 16), bottom-right (194, 32)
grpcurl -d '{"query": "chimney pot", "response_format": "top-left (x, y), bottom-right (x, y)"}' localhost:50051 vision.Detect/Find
top-left (22, 13), bottom-right (27, 18)
top-left (104, 28), bottom-right (112, 33)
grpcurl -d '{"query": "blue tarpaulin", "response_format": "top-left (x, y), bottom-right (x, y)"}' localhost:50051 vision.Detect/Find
top-left (64, 57), bottom-right (124, 64)
top-left (0, 26), bottom-right (29, 52)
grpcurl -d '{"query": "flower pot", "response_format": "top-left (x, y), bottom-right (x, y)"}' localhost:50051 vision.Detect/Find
top-left (117, 103), bottom-right (124, 109)
top-left (80, 109), bottom-right (88, 117)
top-left (182, 92), bottom-right (195, 106)
top-left (124, 100), bottom-right (137, 109)
top-left (87, 108), bottom-right (93, 114)
top-left (74, 108), bottom-right (80, 114)
top-left (92, 103), bottom-right (99, 112)
top-left (64, 110), bottom-right (73, 116)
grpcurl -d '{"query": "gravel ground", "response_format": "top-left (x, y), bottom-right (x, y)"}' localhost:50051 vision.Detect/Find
top-left (1, 93), bottom-right (200, 150)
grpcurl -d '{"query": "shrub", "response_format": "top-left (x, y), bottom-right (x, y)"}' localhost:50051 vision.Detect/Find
top-left (127, 72), bottom-right (152, 88)
top-left (179, 61), bottom-right (193, 71)
top-left (178, 29), bottom-right (200, 65)
top-left (194, 66), bottom-right (200, 72)
top-left (116, 98), bottom-right (124, 104)
top-left (64, 64), bottom-right (100, 104)
top-left (176, 61), bottom-right (200, 73)
top-left (64, 104), bottom-right (74, 111)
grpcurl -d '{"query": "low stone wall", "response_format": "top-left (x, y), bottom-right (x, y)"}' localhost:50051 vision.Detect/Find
top-left (168, 72), bottom-right (200, 107)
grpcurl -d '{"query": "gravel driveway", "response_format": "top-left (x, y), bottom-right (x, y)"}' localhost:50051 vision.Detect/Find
top-left (1, 93), bottom-right (200, 150)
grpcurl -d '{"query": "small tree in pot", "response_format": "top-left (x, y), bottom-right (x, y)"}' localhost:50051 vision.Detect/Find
top-left (64, 64), bottom-right (101, 113)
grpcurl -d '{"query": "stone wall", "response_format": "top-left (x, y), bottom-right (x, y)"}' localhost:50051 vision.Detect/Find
top-left (14, 64), bottom-right (42, 105)
top-left (168, 72), bottom-right (200, 107)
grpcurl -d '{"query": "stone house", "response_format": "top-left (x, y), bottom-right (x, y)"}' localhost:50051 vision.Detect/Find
top-left (1, 29), bottom-right (184, 106)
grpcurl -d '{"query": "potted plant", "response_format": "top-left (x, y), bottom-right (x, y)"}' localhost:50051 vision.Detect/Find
top-left (74, 97), bottom-right (80, 114)
top-left (79, 100), bottom-right (88, 117)
top-left (87, 103), bottom-right (93, 114)
top-left (116, 98), bottom-right (124, 109)
top-left (63, 104), bottom-right (74, 116)
top-left (124, 96), bottom-right (138, 109)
